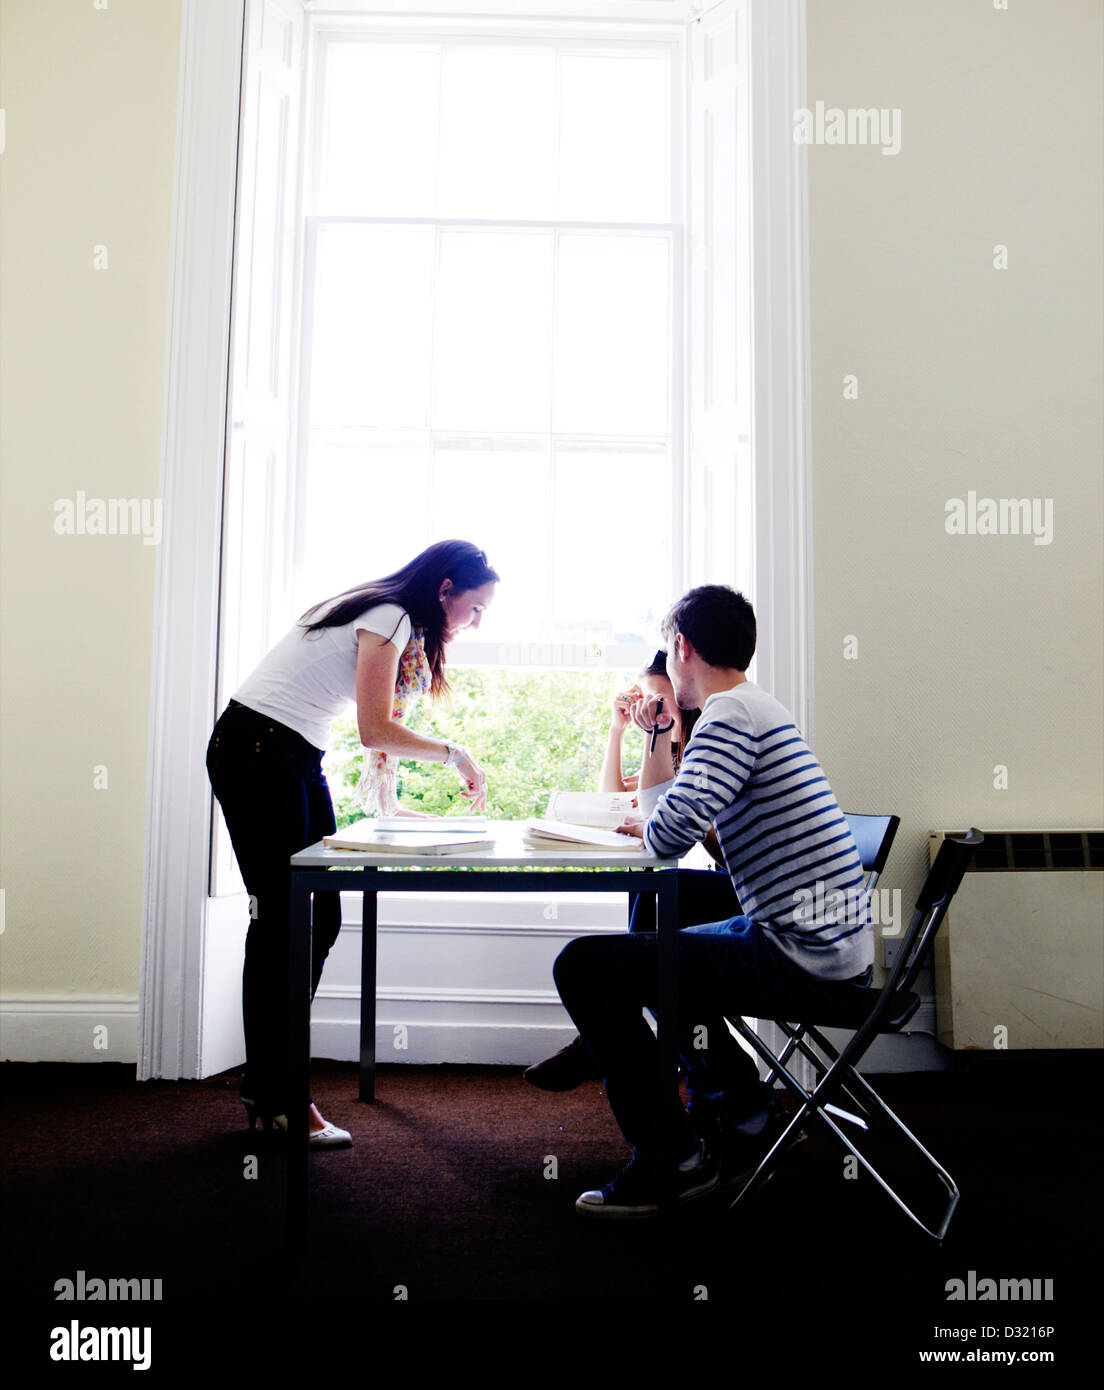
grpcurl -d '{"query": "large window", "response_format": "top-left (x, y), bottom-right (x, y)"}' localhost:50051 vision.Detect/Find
top-left (294, 27), bottom-right (684, 664)
top-left (149, 0), bottom-right (805, 1075)
top-left (212, 0), bottom-right (759, 883)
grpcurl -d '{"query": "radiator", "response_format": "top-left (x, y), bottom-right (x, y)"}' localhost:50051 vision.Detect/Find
top-left (930, 830), bottom-right (1104, 1051)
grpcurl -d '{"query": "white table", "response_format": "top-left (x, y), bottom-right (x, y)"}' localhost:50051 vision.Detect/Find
top-left (285, 821), bottom-right (682, 1244)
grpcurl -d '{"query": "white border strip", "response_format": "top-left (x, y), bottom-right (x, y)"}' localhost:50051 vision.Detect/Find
top-left (139, 0), bottom-right (247, 1081)
top-left (747, 0), bottom-right (812, 741)
top-left (1, 998), bottom-right (140, 1064)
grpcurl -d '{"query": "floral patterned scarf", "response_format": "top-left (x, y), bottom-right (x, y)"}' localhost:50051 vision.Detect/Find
top-left (357, 626), bottom-right (433, 815)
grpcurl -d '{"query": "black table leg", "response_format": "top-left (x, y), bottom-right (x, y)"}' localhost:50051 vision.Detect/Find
top-left (359, 881), bottom-right (377, 1102)
top-left (286, 873), bottom-right (313, 1249)
top-left (655, 870), bottom-right (680, 1213)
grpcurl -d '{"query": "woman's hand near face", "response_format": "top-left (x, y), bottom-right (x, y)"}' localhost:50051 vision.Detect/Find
top-left (610, 685), bottom-right (642, 732)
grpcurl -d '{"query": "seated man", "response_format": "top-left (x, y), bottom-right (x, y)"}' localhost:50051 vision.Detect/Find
top-left (552, 585), bottom-right (873, 1220)
top-left (523, 650), bottom-right (740, 1091)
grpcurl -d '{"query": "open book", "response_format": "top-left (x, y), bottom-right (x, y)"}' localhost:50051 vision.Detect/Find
top-left (523, 818), bottom-right (642, 851)
top-left (543, 791), bottom-right (636, 830)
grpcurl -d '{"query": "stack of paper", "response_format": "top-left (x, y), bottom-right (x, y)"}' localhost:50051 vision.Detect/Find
top-left (323, 823), bottom-right (491, 855)
top-left (371, 815), bottom-right (489, 833)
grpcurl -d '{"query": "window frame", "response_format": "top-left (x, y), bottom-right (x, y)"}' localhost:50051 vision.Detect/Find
top-left (291, 20), bottom-right (688, 666)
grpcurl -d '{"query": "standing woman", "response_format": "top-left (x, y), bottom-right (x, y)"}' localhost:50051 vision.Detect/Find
top-left (206, 540), bottom-right (498, 1145)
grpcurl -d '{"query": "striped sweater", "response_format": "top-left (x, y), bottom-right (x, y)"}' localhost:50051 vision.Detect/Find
top-left (643, 681), bottom-right (872, 980)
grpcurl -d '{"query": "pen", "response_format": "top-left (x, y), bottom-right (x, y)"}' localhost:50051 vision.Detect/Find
top-left (649, 698), bottom-right (665, 754)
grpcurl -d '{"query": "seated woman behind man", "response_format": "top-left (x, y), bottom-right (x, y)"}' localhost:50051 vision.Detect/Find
top-left (599, 650), bottom-right (694, 819)
top-left (523, 651), bottom-right (741, 1091)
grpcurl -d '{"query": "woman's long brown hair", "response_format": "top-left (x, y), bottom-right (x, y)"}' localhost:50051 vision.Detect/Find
top-left (300, 540), bottom-right (499, 698)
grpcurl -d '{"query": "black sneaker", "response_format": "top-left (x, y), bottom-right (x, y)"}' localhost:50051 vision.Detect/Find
top-left (716, 1099), bottom-right (806, 1189)
top-left (687, 1083), bottom-right (794, 1186)
top-left (687, 1080), bottom-right (774, 1138)
top-left (523, 1035), bottom-right (601, 1092)
top-left (575, 1141), bottom-right (720, 1220)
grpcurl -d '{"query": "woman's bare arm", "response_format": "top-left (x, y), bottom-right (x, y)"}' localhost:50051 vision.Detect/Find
top-left (355, 632), bottom-right (449, 759)
top-left (598, 687), bottom-right (640, 793)
top-left (355, 632), bottom-right (487, 808)
top-left (598, 723), bottom-right (627, 793)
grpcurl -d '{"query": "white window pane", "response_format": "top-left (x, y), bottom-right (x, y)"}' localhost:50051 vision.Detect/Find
top-left (297, 439), bottom-right (429, 615)
top-left (318, 45), bottom-right (439, 216)
top-left (433, 232), bottom-right (554, 432)
top-left (430, 446), bottom-right (551, 649)
top-left (558, 54), bottom-right (670, 223)
top-left (554, 236), bottom-right (670, 436)
top-left (551, 450), bottom-right (671, 645)
top-left (310, 226), bottom-right (435, 429)
top-left (438, 48), bottom-right (556, 220)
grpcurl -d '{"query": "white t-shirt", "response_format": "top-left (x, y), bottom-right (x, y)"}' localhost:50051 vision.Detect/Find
top-left (232, 601), bottom-right (412, 751)
top-left (636, 778), bottom-right (675, 819)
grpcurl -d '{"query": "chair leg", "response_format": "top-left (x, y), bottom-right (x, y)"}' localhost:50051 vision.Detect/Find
top-left (728, 1019), bottom-right (960, 1241)
top-left (726, 1108), bottom-right (811, 1210)
top-left (775, 1022), bottom-right (881, 1126)
top-left (805, 1107), bottom-right (960, 1242)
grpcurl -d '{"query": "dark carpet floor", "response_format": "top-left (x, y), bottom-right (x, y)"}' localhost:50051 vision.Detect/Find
top-left (1, 1056), bottom-right (1099, 1365)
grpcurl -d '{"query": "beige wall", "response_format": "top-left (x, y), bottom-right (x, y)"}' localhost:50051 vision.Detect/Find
top-left (0, 0), bottom-right (182, 995)
top-left (806, 0), bottom-right (1103, 905)
top-left (0, 0), bottom-right (1100, 1012)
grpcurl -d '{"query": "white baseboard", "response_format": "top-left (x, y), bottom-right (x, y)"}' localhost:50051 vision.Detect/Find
top-left (309, 984), bottom-right (575, 1067)
top-left (0, 997), bottom-right (139, 1064)
top-left (312, 1020), bottom-right (577, 1068)
top-left (0, 993), bottom-right (948, 1074)
top-left (310, 995), bottom-right (949, 1073)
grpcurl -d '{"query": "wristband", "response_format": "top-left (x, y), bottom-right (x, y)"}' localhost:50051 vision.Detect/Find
top-left (444, 742), bottom-right (466, 767)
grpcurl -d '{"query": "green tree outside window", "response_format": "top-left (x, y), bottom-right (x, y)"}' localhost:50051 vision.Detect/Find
top-left (326, 668), bottom-right (647, 828)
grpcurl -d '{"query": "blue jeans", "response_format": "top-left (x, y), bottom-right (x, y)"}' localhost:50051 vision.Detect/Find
top-left (553, 915), bottom-right (871, 1158)
top-left (206, 701), bottom-right (343, 1113)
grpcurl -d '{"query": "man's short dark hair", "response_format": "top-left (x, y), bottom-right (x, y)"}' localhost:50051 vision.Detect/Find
top-left (660, 585), bottom-right (756, 670)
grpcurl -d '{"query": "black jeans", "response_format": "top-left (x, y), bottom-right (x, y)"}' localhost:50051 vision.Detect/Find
top-left (626, 866), bottom-right (742, 934)
top-left (553, 916), bottom-right (872, 1159)
top-left (206, 701), bottom-right (342, 1113)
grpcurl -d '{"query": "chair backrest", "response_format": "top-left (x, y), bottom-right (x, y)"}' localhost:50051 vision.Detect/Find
top-left (898, 828), bottom-right (984, 993)
top-left (844, 813), bottom-right (901, 890)
top-left (844, 829), bottom-right (983, 1054)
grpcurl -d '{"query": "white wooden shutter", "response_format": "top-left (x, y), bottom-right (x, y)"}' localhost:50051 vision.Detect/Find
top-left (213, 0), bottom-right (306, 896)
top-left (687, 0), bottom-right (753, 599)
top-left (221, 0), bottom-right (305, 700)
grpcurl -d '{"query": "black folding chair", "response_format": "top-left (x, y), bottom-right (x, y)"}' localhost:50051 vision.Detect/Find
top-left (748, 814), bottom-right (899, 1104)
top-left (728, 827), bottom-right (983, 1242)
